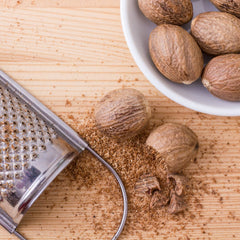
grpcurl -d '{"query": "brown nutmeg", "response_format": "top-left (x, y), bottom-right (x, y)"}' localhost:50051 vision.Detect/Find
top-left (202, 54), bottom-right (240, 101)
top-left (138, 0), bottom-right (193, 25)
top-left (210, 0), bottom-right (240, 18)
top-left (94, 88), bottom-right (151, 139)
top-left (149, 24), bottom-right (203, 84)
top-left (146, 123), bottom-right (199, 173)
top-left (191, 12), bottom-right (240, 55)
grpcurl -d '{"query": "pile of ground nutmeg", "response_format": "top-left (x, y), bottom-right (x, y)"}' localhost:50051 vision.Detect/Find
top-left (64, 115), bottom-right (205, 238)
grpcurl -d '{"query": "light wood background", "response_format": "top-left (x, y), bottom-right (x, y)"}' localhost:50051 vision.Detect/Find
top-left (0, 0), bottom-right (240, 239)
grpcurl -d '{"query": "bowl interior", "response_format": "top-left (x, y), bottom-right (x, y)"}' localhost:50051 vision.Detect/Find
top-left (121, 0), bottom-right (240, 116)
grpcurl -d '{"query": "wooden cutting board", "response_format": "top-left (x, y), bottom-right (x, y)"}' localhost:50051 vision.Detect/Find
top-left (0, 1), bottom-right (240, 239)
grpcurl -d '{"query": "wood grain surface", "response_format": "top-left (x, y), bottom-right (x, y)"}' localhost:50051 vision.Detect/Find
top-left (0, 0), bottom-right (240, 239)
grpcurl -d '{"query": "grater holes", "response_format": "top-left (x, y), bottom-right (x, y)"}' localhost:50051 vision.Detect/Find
top-left (40, 145), bottom-right (46, 151)
top-left (2, 146), bottom-right (9, 152)
top-left (3, 129), bottom-right (8, 134)
top-left (13, 137), bottom-right (19, 142)
top-left (15, 172), bottom-right (21, 179)
top-left (14, 164), bottom-right (21, 170)
top-left (0, 86), bottom-right (58, 195)
top-left (12, 145), bottom-right (19, 151)
top-left (20, 121), bottom-right (25, 126)
top-left (4, 138), bottom-right (10, 143)
top-left (23, 162), bottom-right (29, 169)
top-left (5, 164), bottom-right (12, 171)
top-left (31, 145), bottom-right (38, 151)
top-left (13, 129), bottom-right (19, 134)
top-left (23, 145), bottom-right (29, 151)
top-left (22, 129), bottom-right (26, 134)
top-left (4, 155), bottom-right (10, 162)
top-left (31, 153), bottom-right (38, 159)
top-left (23, 154), bottom-right (29, 161)
top-left (37, 131), bottom-right (44, 137)
top-left (47, 138), bottom-right (52, 143)
top-left (6, 173), bottom-right (13, 180)
top-left (28, 122), bottom-right (34, 129)
top-left (4, 181), bottom-right (14, 189)
top-left (14, 155), bottom-right (20, 162)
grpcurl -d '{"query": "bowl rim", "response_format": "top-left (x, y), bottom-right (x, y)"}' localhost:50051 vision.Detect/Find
top-left (120, 0), bottom-right (240, 117)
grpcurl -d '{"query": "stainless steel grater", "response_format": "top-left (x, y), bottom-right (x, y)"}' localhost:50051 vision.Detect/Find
top-left (0, 70), bottom-right (128, 240)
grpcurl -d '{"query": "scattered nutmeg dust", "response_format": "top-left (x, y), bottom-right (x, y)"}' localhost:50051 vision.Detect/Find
top-left (64, 114), bottom-right (206, 239)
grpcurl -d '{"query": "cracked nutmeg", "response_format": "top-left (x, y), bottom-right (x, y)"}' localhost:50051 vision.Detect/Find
top-left (168, 174), bottom-right (189, 196)
top-left (94, 88), bottom-right (151, 140)
top-left (150, 190), bottom-right (170, 209)
top-left (146, 123), bottom-right (199, 173)
top-left (135, 175), bottom-right (161, 196)
top-left (168, 190), bottom-right (187, 214)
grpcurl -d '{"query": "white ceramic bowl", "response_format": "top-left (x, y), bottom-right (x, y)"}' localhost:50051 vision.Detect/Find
top-left (121, 0), bottom-right (240, 116)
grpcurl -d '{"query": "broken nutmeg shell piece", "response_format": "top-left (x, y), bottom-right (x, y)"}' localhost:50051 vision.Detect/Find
top-left (168, 174), bottom-right (189, 196)
top-left (150, 190), bottom-right (170, 209)
top-left (168, 191), bottom-right (187, 214)
top-left (135, 175), bottom-right (161, 196)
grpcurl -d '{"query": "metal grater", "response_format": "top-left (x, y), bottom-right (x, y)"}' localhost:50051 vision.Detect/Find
top-left (0, 70), bottom-right (128, 240)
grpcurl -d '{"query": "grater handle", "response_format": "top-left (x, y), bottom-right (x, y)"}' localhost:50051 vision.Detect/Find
top-left (14, 230), bottom-right (27, 240)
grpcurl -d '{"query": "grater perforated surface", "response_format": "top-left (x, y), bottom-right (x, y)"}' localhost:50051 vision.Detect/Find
top-left (0, 86), bottom-right (57, 198)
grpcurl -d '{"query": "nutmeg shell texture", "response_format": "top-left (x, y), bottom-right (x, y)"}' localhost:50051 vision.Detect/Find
top-left (202, 54), bottom-right (240, 101)
top-left (191, 12), bottom-right (240, 55)
top-left (210, 0), bottom-right (240, 18)
top-left (94, 88), bottom-right (151, 139)
top-left (149, 24), bottom-right (203, 84)
top-left (146, 123), bottom-right (199, 173)
top-left (138, 0), bottom-right (193, 25)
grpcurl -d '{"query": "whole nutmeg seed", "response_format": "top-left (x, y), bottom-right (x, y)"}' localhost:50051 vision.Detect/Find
top-left (149, 24), bottom-right (203, 84)
top-left (146, 123), bottom-right (199, 173)
top-left (210, 0), bottom-right (240, 18)
top-left (94, 88), bottom-right (151, 139)
top-left (191, 12), bottom-right (240, 55)
top-left (202, 54), bottom-right (240, 101)
top-left (138, 0), bottom-right (193, 25)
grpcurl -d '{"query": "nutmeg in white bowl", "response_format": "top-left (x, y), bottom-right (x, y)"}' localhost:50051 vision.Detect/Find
top-left (120, 0), bottom-right (240, 116)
